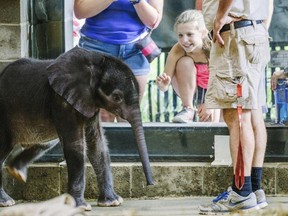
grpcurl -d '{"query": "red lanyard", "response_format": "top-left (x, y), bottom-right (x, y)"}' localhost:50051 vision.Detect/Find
top-left (235, 83), bottom-right (245, 190)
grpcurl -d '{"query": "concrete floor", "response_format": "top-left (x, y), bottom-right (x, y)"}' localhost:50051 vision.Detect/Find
top-left (86, 196), bottom-right (288, 216)
top-left (1, 195), bottom-right (287, 216)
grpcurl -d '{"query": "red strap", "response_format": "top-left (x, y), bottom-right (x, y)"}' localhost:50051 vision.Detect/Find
top-left (141, 41), bottom-right (157, 56)
top-left (235, 84), bottom-right (245, 190)
top-left (237, 84), bottom-right (242, 97)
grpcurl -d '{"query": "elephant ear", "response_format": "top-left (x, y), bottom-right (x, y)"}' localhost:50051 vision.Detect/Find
top-left (47, 46), bottom-right (103, 118)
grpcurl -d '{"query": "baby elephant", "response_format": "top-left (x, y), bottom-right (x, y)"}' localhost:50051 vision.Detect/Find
top-left (0, 46), bottom-right (153, 210)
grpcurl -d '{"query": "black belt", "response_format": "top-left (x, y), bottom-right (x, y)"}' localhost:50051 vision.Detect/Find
top-left (210, 20), bottom-right (263, 38)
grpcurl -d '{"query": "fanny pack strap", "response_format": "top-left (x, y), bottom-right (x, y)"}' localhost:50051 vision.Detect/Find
top-left (235, 83), bottom-right (245, 190)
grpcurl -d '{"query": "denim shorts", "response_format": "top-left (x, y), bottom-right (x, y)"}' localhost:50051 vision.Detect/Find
top-left (78, 35), bottom-right (150, 76)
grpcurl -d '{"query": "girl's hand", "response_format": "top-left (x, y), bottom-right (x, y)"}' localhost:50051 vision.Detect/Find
top-left (156, 73), bottom-right (171, 92)
top-left (198, 103), bottom-right (212, 122)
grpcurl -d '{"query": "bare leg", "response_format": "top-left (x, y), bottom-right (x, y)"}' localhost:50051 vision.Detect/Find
top-left (171, 56), bottom-right (197, 108)
top-left (223, 109), bottom-right (254, 176)
top-left (135, 74), bottom-right (149, 102)
top-left (211, 109), bottom-right (221, 122)
top-left (251, 109), bottom-right (267, 167)
top-left (249, 108), bottom-right (267, 197)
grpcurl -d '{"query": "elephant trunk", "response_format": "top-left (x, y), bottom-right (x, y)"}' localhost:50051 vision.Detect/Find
top-left (127, 110), bottom-right (154, 186)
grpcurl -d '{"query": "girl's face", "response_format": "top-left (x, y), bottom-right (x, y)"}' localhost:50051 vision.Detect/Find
top-left (176, 22), bottom-right (204, 53)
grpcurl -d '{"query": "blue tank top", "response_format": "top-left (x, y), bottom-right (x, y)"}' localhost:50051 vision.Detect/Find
top-left (80, 0), bottom-right (148, 44)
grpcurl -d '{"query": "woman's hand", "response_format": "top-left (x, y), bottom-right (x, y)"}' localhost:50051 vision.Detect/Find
top-left (156, 73), bottom-right (171, 92)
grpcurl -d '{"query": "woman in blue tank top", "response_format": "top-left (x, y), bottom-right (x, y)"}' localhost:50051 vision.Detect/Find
top-left (74, 0), bottom-right (163, 122)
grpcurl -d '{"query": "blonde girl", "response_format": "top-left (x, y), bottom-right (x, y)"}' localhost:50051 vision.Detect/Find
top-left (156, 9), bottom-right (220, 123)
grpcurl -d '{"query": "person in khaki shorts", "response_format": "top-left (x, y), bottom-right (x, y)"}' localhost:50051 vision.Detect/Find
top-left (199, 0), bottom-right (274, 214)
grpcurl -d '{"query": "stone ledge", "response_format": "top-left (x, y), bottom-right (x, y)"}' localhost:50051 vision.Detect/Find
top-left (36, 124), bottom-right (288, 163)
top-left (3, 162), bottom-right (288, 201)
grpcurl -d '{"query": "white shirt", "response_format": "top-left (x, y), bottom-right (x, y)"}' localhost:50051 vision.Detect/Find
top-left (202, 0), bottom-right (270, 31)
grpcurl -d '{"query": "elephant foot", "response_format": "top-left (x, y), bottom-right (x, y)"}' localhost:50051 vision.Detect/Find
top-left (0, 199), bottom-right (16, 207)
top-left (6, 166), bottom-right (27, 183)
top-left (0, 189), bottom-right (16, 207)
top-left (78, 203), bottom-right (92, 211)
top-left (97, 196), bottom-right (123, 207)
top-left (74, 197), bottom-right (92, 211)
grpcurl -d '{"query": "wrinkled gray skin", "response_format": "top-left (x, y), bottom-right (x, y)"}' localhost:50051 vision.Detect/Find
top-left (0, 46), bottom-right (153, 210)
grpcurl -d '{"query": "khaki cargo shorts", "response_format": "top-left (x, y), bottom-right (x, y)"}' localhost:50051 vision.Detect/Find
top-left (205, 22), bottom-right (270, 110)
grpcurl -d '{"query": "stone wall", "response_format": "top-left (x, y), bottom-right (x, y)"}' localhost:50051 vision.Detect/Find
top-left (0, 0), bottom-right (29, 72)
top-left (3, 162), bottom-right (288, 201)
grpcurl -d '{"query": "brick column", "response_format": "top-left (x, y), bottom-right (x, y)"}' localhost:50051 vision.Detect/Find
top-left (0, 0), bottom-right (29, 72)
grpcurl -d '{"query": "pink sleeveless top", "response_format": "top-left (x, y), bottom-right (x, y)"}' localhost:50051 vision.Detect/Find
top-left (195, 63), bottom-right (209, 89)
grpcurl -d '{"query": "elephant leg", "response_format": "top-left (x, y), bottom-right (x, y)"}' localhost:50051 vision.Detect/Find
top-left (6, 140), bottom-right (58, 183)
top-left (85, 119), bottom-right (123, 207)
top-left (61, 133), bottom-right (90, 210)
top-left (0, 126), bottom-right (15, 207)
top-left (0, 163), bottom-right (15, 207)
top-left (52, 108), bottom-right (90, 210)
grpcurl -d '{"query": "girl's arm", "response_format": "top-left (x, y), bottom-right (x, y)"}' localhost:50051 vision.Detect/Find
top-left (156, 43), bottom-right (185, 92)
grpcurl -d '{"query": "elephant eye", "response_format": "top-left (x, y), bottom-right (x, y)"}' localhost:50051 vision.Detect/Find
top-left (112, 93), bottom-right (123, 103)
top-left (86, 65), bottom-right (93, 71)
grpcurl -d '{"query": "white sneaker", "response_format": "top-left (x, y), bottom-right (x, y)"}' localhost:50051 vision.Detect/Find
top-left (172, 107), bottom-right (194, 123)
top-left (199, 187), bottom-right (259, 214)
top-left (254, 189), bottom-right (268, 209)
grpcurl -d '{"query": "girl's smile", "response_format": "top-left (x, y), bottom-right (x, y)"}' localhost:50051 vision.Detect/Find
top-left (176, 22), bottom-right (204, 53)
